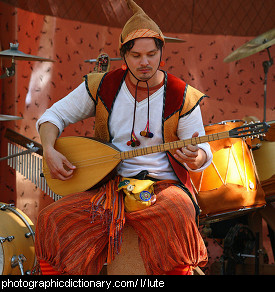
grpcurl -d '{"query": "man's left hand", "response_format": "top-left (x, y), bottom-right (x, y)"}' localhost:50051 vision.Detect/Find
top-left (174, 132), bottom-right (207, 170)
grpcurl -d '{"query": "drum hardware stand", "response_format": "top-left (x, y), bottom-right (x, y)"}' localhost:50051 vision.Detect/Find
top-left (0, 58), bottom-right (15, 79)
top-left (25, 232), bottom-right (33, 238)
top-left (262, 45), bottom-right (273, 122)
top-left (0, 43), bottom-right (54, 79)
top-left (0, 203), bottom-right (15, 210)
top-left (235, 233), bottom-right (262, 275)
top-left (11, 254), bottom-right (27, 275)
top-left (0, 143), bottom-right (39, 162)
top-left (0, 235), bottom-right (14, 243)
top-left (220, 224), bottom-right (258, 275)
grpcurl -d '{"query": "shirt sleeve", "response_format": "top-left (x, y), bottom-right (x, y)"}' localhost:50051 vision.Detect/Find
top-left (177, 105), bottom-right (213, 172)
top-left (36, 81), bottom-right (95, 136)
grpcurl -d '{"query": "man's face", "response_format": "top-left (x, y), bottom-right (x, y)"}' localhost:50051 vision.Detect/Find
top-left (124, 38), bottom-right (161, 82)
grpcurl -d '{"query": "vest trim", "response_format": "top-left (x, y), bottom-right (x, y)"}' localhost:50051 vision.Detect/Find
top-left (84, 74), bottom-right (97, 103)
top-left (180, 94), bottom-right (208, 118)
top-left (98, 69), bottom-right (127, 113)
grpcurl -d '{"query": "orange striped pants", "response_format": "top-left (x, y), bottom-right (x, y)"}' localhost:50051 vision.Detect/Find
top-left (35, 181), bottom-right (207, 275)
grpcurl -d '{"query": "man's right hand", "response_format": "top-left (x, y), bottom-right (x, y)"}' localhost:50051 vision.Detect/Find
top-left (44, 147), bottom-right (76, 181)
top-left (39, 122), bottom-right (76, 181)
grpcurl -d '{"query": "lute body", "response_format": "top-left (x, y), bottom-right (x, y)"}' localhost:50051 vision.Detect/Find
top-left (43, 137), bottom-right (121, 196)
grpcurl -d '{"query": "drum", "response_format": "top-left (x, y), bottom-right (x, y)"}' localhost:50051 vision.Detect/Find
top-left (0, 203), bottom-right (35, 275)
top-left (189, 120), bottom-right (266, 223)
top-left (243, 116), bottom-right (275, 202)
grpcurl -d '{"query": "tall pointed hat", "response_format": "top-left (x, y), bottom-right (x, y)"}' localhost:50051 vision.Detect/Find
top-left (119, 0), bottom-right (165, 48)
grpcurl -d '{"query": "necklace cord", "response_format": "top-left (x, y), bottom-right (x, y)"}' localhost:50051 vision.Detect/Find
top-left (123, 49), bottom-right (162, 146)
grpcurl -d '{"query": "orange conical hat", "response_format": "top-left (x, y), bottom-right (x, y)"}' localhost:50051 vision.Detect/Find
top-left (119, 0), bottom-right (165, 48)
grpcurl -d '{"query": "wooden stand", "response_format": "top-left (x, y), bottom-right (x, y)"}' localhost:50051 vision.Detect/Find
top-left (107, 224), bottom-right (146, 275)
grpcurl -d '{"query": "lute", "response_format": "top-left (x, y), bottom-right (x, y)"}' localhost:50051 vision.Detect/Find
top-left (42, 122), bottom-right (270, 196)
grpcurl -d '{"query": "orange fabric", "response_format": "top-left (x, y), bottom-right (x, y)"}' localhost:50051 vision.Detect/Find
top-left (126, 182), bottom-right (207, 274)
top-left (122, 29), bottom-right (162, 46)
top-left (35, 180), bottom-right (207, 275)
top-left (39, 259), bottom-right (61, 275)
top-left (90, 177), bottom-right (125, 264)
top-left (166, 265), bottom-right (193, 275)
top-left (35, 191), bottom-right (109, 275)
top-left (119, 1), bottom-right (165, 48)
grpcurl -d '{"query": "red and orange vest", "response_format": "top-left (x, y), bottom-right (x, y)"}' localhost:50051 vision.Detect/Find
top-left (84, 68), bottom-right (207, 194)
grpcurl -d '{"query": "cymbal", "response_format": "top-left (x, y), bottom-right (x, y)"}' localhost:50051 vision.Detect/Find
top-left (224, 28), bottom-right (275, 63)
top-left (0, 43), bottom-right (55, 62)
top-left (0, 114), bottom-right (23, 121)
top-left (164, 36), bottom-right (186, 43)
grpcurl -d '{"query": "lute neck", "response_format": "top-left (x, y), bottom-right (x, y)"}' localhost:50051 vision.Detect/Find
top-left (120, 130), bottom-right (230, 160)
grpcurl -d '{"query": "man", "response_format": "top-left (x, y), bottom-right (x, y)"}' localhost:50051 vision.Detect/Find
top-left (35, 0), bottom-right (212, 275)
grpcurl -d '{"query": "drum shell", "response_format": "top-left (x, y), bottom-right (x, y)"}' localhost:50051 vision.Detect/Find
top-left (190, 121), bottom-right (266, 222)
top-left (0, 203), bottom-right (35, 275)
top-left (253, 141), bottom-right (275, 202)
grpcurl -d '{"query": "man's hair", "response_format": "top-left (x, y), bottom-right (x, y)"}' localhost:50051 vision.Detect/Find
top-left (120, 38), bottom-right (164, 58)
